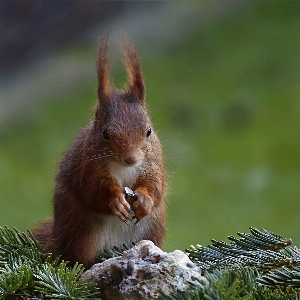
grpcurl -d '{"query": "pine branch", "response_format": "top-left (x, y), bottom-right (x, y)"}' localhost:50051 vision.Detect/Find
top-left (186, 227), bottom-right (298, 273)
top-left (0, 226), bottom-right (44, 270)
top-left (0, 226), bottom-right (100, 299)
top-left (1, 225), bottom-right (300, 299)
top-left (257, 266), bottom-right (300, 288)
top-left (166, 227), bottom-right (300, 299)
top-left (94, 242), bottom-right (135, 263)
top-left (0, 266), bottom-right (34, 299)
top-left (229, 228), bottom-right (293, 251)
top-left (159, 227), bottom-right (300, 299)
top-left (35, 261), bottom-right (100, 299)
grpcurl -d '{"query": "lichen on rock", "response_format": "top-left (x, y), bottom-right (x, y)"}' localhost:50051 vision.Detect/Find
top-left (82, 240), bottom-right (208, 299)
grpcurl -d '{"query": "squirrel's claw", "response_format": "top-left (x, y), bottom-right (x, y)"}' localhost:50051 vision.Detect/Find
top-left (127, 207), bottom-right (134, 213)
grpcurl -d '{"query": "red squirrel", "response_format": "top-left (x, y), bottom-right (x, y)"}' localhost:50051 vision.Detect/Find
top-left (32, 34), bottom-right (167, 267)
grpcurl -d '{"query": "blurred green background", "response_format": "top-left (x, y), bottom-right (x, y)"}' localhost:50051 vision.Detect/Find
top-left (1, 2), bottom-right (299, 252)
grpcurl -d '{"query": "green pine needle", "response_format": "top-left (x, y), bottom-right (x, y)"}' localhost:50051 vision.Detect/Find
top-left (0, 266), bottom-right (33, 299)
top-left (1, 225), bottom-right (300, 299)
top-left (94, 242), bottom-right (135, 263)
top-left (165, 227), bottom-right (300, 299)
top-left (0, 226), bottom-right (101, 299)
top-left (35, 261), bottom-right (99, 299)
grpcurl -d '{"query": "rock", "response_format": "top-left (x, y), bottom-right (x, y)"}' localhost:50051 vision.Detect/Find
top-left (82, 240), bottom-right (208, 299)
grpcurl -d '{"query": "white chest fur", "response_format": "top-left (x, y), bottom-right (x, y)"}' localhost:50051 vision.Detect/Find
top-left (109, 162), bottom-right (140, 190)
top-left (96, 163), bottom-right (146, 253)
top-left (96, 214), bottom-right (152, 253)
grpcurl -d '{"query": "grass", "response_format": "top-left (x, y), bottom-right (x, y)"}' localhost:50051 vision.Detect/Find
top-left (1, 2), bottom-right (300, 252)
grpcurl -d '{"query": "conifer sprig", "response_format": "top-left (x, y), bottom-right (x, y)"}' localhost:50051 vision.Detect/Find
top-left (35, 261), bottom-right (100, 299)
top-left (94, 242), bottom-right (135, 263)
top-left (186, 227), bottom-right (299, 274)
top-left (1, 226), bottom-right (300, 299)
top-left (0, 226), bottom-right (100, 299)
top-left (167, 227), bottom-right (300, 300)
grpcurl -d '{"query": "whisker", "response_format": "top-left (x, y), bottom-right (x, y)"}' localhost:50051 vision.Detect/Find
top-left (86, 147), bottom-right (114, 153)
top-left (159, 133), bottom-right (183, 142)
top-left (155, 123), bottom-right (173, 134)
top-left (83, 154), bottom-right (115, 164)
top-left (164, 151), bottom-right (187, 155)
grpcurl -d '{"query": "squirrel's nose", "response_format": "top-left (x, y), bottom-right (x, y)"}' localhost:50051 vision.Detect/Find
top-left (123, 155), bottom-right (138, 166)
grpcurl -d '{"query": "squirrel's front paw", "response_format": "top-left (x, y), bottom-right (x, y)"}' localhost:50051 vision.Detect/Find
top-left (109, 193), bottom-right (131, 222)
top-left (132, 189), bottom-right (154, 222)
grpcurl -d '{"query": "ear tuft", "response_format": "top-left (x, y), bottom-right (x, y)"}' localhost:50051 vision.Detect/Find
top-left (97, 32), bottom-right (112, 102)
top-left (120, 34), bottom-right (146, 104)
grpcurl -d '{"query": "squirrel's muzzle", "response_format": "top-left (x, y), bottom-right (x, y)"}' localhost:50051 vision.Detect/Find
top-left (123, 154), bottom-right (140, 166)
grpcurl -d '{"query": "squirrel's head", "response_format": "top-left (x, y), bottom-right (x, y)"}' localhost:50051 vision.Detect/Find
top-left (93, 33), bottom-right (155, 167)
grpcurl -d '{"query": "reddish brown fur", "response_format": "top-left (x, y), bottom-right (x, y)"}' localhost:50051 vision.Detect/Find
top-left (120, 35), bottom-right (145, 101)
top-left (32, 34), bottom-right (167, 268)
top-left (97, 32), bottom-right (112, 100)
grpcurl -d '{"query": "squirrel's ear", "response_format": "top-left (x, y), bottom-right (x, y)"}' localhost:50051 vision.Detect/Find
top-left (97, 33), bottom-right (112, 104)
top-left (121, 35), bottom-right (146, 104)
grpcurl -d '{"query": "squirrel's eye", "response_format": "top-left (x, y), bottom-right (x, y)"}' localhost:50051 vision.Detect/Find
top-left (102, 130), bottom-right (109, 140)
top-left (146, 127), bottom-right (152, 137)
